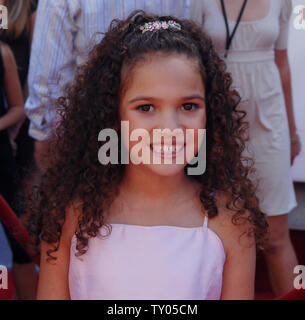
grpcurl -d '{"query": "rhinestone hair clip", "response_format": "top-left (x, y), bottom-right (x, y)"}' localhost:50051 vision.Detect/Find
top-left (139, 20), bottom-right (182, 33)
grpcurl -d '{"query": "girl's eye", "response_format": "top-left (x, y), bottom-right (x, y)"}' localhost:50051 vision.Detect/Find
top-left (136, 105), bottom-right (154, 113)
top-left (181, 103), bottom-right (199, 111)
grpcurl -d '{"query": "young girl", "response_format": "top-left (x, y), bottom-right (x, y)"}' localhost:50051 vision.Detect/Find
top-left (27, 11), bottom-right (268, 300)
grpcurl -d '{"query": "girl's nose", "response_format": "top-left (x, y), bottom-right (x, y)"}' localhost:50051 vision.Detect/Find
top-left (157, 109), bottom-right (182, 131)
top-left (153, 110), bottom-right (184, 143)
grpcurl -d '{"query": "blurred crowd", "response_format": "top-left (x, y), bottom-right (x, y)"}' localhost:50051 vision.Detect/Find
top-left (0, 0), bottom-right (37, 299)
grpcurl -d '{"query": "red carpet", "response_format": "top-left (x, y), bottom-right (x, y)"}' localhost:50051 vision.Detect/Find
top-left (0, 271), bottom-right (15, 300)
top-left (255, 229), bottom-right (305, 298)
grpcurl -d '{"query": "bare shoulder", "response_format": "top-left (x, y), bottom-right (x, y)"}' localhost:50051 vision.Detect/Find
top-left (38, 199), bottom-right (83, 300)
top-left (211, 192), bottom-right (257, 300)
top-left (61, 199), bottom-right (83, 244)
top-left (44, 199), bottom-right (83, 251)
top-left (208, 191), bottom-right (255, 257)
top-left (40, 199), bottom-right (83, 265)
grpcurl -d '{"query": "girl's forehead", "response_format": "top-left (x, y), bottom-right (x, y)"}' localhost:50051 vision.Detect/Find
top-left (128, 52), bottom-right (201, 73)
top-left (121, 53), bottom-right (205, 96)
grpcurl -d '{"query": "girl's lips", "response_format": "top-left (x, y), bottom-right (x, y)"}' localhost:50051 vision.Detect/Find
top-left (150, 143), bottom-right (186, 160)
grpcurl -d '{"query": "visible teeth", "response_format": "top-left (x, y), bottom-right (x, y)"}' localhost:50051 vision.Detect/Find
top-left (152, 145), bottom-right (184, 153)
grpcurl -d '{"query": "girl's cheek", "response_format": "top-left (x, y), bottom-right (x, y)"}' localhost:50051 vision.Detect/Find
top-left (185, 128), bottom-right (205, 161)
top-left (121, 122), bottom-right (152, 154)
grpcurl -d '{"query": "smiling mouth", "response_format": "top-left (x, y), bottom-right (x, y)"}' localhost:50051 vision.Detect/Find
top-left (150, 143), bottom-right (185, 156)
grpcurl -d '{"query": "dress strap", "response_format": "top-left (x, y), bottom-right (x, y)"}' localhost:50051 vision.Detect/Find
top-left (203, 214), bottom-right (208, 228)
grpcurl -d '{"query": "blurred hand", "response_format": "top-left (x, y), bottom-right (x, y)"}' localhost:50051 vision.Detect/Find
top-left (291, 139), bottom-right (301, 166)
top-left (8, 120), bottom-right (24, 156)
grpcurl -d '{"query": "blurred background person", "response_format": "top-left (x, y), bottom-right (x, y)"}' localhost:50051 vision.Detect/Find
top-left (191, 0), bottom-right (301, 296)
top-left (0, 0), bottom-right (38, 299)
top-left (0, 0), bottom-right (37, 179)
top-left (25, 0), bottom-right (191, 173)
top-left (0, 42), bottom-right (33, 299)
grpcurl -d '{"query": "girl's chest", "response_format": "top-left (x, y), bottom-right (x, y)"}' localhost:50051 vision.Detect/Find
top-left (104, 195), bottom-right (205, 228)
top-left (69, 225), bottom-right (225, 300)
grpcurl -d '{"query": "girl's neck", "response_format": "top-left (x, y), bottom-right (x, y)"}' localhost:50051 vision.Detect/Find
top-left (120, 165), bottom-right (198, 205)
top-left (105, 166), bottom-right (203, 226)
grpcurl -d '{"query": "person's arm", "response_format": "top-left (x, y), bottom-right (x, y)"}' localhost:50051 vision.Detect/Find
top-left (25, 0), bottom-right (77, 170)
top-left (38, 240), bottom-right (71, 300)
top-left (26, 0), bottom-right (76, 141)
top-left (8, 5), bottom-right (37, 150)
top-left (213, 192), bottom-right (256, 300)
top-left (23, 3), bottom-right (37, 96)
top-left (212, 193), bottom-right (256, 300)
top-left (220, 215), bottom-right (256, 300)
top-left (0, 44), bottom-right (25, 132)
top-left (29, 10), bottom-right (36, 48)
top-left (37, 203), bottom-right (80, 300)
top-left (275, 50), bottom-right (301, 165)
top-left (274, 0), bottom-right (300, 165)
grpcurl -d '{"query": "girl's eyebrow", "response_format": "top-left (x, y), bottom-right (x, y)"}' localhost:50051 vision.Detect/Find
top-left (127, 95), bottom-right (206, 104)
top-left (183, 95), bottom-right (206, 101)
top-left (128, 96), bottom-right (157, 104)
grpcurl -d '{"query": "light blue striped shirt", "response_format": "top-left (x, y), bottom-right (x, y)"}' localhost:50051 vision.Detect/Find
top-left (26, 0), bottom-right (191, 141)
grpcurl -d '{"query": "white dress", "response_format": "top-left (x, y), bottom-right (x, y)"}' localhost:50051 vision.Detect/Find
top-left (191, 0), bottom-right (297, 216)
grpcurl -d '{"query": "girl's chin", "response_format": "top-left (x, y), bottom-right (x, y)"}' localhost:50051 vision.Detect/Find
top-left (142, 163), bottom-right (187, 177)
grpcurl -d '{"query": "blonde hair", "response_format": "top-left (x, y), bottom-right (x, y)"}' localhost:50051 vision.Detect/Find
top-left (5, 0), bottom-right (32, 38)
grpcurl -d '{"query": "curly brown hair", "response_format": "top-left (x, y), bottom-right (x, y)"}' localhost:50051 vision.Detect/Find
top-left (26, 10), bottom-right (268, 260)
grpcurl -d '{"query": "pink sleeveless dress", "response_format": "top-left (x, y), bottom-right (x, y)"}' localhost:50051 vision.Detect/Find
top-left (68, 215), bottom-right (226, 300)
